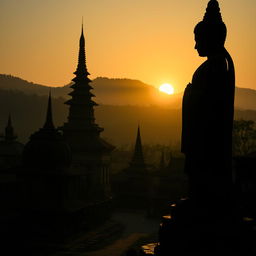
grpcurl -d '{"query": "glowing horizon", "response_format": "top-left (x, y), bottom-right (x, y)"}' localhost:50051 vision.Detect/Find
top-left (0, 0), bottom-right (255, 91)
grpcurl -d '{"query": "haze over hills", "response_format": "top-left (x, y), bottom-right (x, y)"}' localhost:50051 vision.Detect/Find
top-left (0, 74), bottom-right (180, 107)
top-left (2, 74), bottom-right (256, 110)
top-left (235, 87), bottom-right (256, 111)
top-left (0, 89), bottom-right (182, 146)
top-left (0, 74), bottom-right (255, 146)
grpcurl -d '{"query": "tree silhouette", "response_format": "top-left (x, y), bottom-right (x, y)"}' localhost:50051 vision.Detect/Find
top-left (233, 119), bottom-right (256, 156)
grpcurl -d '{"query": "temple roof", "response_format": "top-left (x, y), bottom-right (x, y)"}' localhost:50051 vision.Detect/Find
top-left (23, 94), bottom-right (71, 170)
top-left (0, 115), bottom-right (23, 157)
top-left (4, 114), bottom-right (17, 142)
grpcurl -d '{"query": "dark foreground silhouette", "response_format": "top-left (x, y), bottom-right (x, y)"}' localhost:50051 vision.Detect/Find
top-left (138, 1), bottom-right (256, 255)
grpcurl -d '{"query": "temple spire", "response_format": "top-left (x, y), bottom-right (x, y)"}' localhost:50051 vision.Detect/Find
top-left (81, 19), bottom-right (84, 37)
top-left (62, 24), bottom-right (110, 151)
top-left (5, 114), bottom-right (17, 142)
top-left (43, 92), bottom-right (55, 129)
top-left (74, 22), bottom-right (89, 77)
top-left (82, 16), bottom-right (84, 33)
top-left (130, 125), bottom-right (145, 169)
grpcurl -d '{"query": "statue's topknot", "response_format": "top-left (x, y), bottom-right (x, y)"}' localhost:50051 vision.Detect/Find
top-left (194, 0), bottom-right (227, 47)
top-left (203, 0), bottom-right (223, 24)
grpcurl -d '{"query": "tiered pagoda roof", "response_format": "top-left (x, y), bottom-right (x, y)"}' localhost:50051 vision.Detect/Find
top-left (62, 25), bottom-right (114, 153)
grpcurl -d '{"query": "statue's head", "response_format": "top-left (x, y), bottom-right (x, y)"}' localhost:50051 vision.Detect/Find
top-left (194, 0), bottom-right (227, 57)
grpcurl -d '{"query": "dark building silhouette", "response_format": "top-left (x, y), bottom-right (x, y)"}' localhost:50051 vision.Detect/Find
top-left (0, 115), bottom-right (24, 253)
top-left (0, 115), bottom-right (23, 227)
top-left (22, 94), bottom-right (71, 205)
top-left (23, 93), bottom-right (71, 171)
top-left (15, 25), bottom-right (114, 244)
top-left (0, 115), bottom-right (23, 169)
top-left (112, 126), bottom-right (149, 209)
top-left (61, 24), bottom-right (114, 206)
top-left (112, 128), bottom-right (187, 216)
top-left (129, 126), bottom-right (146, 171)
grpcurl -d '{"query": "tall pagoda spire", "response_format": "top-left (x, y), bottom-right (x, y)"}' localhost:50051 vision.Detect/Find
top-left (64, 24), bottom-right (100, 130)
top-left (74, 23), bottom-right (90, 77)
top-left (130, 126), bottom-right (146, 169)
top-left (43, 91), bottom-right (55, 130)
top-left (62, 24), bottom-right (113, 153)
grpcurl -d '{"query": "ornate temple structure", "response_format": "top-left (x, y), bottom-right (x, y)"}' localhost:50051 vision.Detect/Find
top-left (61, 25), bottom-right (114, 202)
top-left (0, 115), bottom-right (23, 229)
top-left (0, 115), bottom-right (23, 170)
top-left (17, 26), bottom-right (114, 239)
top-left (112, 126), bottom-right (150, 209)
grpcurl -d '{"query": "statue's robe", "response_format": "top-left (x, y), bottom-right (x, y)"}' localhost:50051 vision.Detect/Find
top-left (181, 54), bottom-right (235, 208)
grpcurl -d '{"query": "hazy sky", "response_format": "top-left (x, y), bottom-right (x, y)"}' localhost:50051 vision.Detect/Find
top-left (0, 0), bottom-right (255, 92)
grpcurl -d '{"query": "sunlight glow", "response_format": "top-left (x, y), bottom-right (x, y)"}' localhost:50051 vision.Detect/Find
top-left (159, 83), bottom-right (174, 95)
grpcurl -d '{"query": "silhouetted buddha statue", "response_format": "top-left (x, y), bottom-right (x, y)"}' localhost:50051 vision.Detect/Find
top-left (181, 0), bottom-right (235, 210)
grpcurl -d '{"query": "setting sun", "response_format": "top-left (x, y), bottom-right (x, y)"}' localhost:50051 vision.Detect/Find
top-left (159, 83), bottom-right (174, 95)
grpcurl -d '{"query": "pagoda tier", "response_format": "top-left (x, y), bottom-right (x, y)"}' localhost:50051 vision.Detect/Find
top-left (62, 25), bottom-right (113, 153)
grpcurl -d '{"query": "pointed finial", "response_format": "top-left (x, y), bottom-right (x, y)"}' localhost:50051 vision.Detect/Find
top-left (81, 17), bottom-right (84, 35)
top-left (74, 22), bottom-right (89, 76)
top-left (5, 113), bottom-right (16, 142)
top-left (135, 125), bottom-right (143, 149)
top-left (43, 91), bottom-right (55, 129)
top-left (137, 125), bottom-right (141, 137)
top-left (80, 19), bottom-right (85, 41)
top-left (130, 124), bottom-right (145, 169)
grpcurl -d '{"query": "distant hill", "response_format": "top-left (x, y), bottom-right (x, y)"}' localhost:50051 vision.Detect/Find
top-left (0, 88), bottom-right (181, 145)
top-left (0, 74), bottom-right (255, 110)
top-left (0, 87), bottom-right (255, 146)
top-left (0, 74), bottom-right (70, 98)
top-left (90, 77), bottom-right (182, 107)
top-left (235, 87), bottom-right (256, 111)
top-left (0, 74), bottom-right (185, 108)
top-left (0, 74), bottom-right (256, 146)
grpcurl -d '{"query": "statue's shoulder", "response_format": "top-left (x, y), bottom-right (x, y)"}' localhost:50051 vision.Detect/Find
top-left (208, 55), bottom-right (228, 75)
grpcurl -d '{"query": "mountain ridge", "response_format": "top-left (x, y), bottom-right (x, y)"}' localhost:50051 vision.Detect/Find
top-left (0, 74), bottom-right (255, 110)
top-left (0, 78), bottom-right (255, 146)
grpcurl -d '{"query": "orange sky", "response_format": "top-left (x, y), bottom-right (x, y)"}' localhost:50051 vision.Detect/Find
top-left (0, 0), bottom-right (255, 92)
